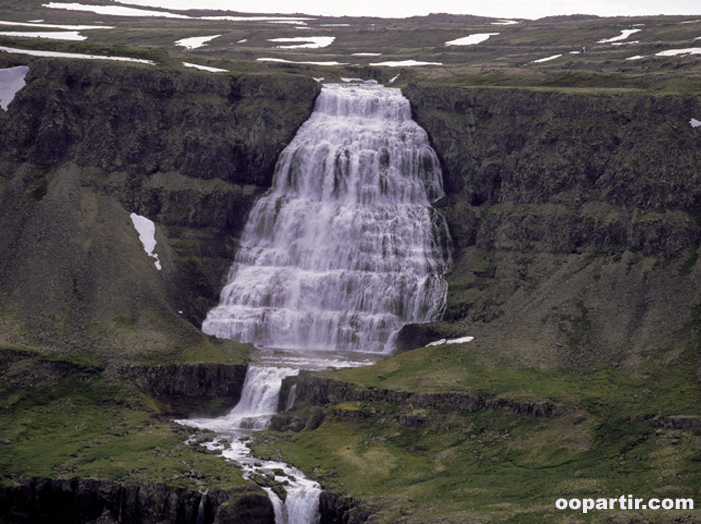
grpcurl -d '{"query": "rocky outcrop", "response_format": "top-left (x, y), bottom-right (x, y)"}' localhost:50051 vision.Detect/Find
top-left (405, 84), bottom-right (701, 212)
top-left (280, 372), bottom-right (563, 418)
top-left (400, 84), bottom-right (701, 367)
top-left (0, 60), bottom-right (320, 186)
top-left (0, 59), bottom-right (320, 355)
top-left (127, 363), bottom-right (248, 417)
top-left (319, 491), bottom-right (373, 524)
top-left (0, 477), bottom-right (273, 524)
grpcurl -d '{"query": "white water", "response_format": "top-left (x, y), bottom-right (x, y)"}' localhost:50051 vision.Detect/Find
top-left (183, 84), bottom-right (450, 523)
top-left (203, 84), bottom-right (450, 353)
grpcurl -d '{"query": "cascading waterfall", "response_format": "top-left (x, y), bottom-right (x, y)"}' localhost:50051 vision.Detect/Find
top-left (184, 83), bottom-right (452, 524)
top-left (202, 83), bottom-right (451, 353)
top-left (179, 363), bottom-right (322, 524)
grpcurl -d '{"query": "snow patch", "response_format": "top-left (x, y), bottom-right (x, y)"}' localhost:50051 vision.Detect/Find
top-left (175, 34), bottom-right (221, 49)
top-left (268, 36), bottom-right (334, 49)
top-left (369, 59), bottom-right (442, 67)
top-left (388, 74), bottom-right (399, 83)
top-left (0, 46), bottom-right (156, 64)
top-left (626, 55), bottom-right (646, 60)
top-left (257, 58), bottom-right (347, 66)
top-left (530, 54), bottom-right (562, 63)
top-left (313, 77), bottom-right (324, 83)
top-left (0, 20), bottom-right (113, 30)
top-left (182, 61), bottom-right (228, 72)
top-left (352, 52), bottom-right (382, 56)
top-left (690, 118), bottom-right (701, 128)
top-left (491, 20), bottom-right (518, 25)
top-left (201, 15), bottom-right (313, 22)
top-left (44, 2), bottom-right (190, 18)
top-left (680, 19), bottom-right (701, 24)
top-left (0, 65), bottom-right (29, 111)
top-left (0, 31), bottom-right (86, 41)
top-left (130, 213), bottom-right (161, 270)
top-left (236, 38), bottom-right (248, 43)
top-left (445, 33), bottom-right (499, 46)
top-left (340, 76), bottom-right (364, 82)
top-left (426, 336), bottom-right (475, 347)
top-left (655, 47), bottom-right (701, 57)
top-left (597, 29), bottom-right (641, 44)
top-left (45, 2), bottom-right (311, 23)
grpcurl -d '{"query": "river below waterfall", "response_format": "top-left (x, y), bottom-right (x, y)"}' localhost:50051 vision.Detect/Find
top-left (179, 83), bottom-right (451, 524)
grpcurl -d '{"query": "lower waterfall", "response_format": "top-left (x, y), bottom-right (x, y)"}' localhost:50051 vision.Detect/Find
top-left (184, 83), bottom-right (451, 523)
top-left (178, 351), bottom-right (376, 524)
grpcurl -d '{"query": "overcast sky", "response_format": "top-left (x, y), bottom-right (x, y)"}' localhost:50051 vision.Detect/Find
top-left (117, 0), bottom-right (701, 19)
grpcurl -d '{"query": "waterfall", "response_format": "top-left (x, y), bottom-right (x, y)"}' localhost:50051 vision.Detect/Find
top-left (183, 83), bottom-right (452, 524)
top-left (202, 83), bottom-right (451, 352)
top-left (179, 365), bottom-right (321, 524)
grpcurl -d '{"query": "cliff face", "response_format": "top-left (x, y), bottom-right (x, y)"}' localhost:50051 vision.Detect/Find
top-left (404, 84), bottom-right (701, 370)
top-left (0, 59), bottom-right (320, 357)
top-left (0, 477), bottom-right (274, 524)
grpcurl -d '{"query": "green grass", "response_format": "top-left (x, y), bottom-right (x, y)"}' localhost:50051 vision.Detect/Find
top-left (252, 338), bottom-right (701, 522)
top-left (0, 347), bottom-right (248, 490)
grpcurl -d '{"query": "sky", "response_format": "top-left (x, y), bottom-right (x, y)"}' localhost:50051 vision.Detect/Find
top-left (115, 0), bottom-right (701, 19)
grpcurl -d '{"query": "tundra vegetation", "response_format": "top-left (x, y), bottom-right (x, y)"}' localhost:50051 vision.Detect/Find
top-left (0, 0), bottom-right (700, 522)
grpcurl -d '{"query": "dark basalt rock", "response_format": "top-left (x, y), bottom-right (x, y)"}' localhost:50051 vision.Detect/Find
top-left (281, 372), bottom-right (563, 418)
top-left (0, 477), bottom-right (273, 524)
top-left (127, 363), bottom-right (248, 417)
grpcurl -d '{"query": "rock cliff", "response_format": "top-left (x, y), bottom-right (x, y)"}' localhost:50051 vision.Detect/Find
top-left (403, 84), bottom-right (701, 370)
top-left (0, 59), bottom-right (319, 357)
top-left (0, 477), bottom-right (274, 524)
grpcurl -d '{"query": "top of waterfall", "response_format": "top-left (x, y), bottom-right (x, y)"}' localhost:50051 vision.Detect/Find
top-left (314, 83), bottom-right (411, 122)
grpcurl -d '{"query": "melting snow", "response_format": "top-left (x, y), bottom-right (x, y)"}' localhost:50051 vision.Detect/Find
top-left (0, 65), bottom-right (29, 111)
top-left (369, 59), bottom-right (442, 67)
top-left (130, 213), bottom-right (161, 270)
top-left (0, 20), bottom-right (113, 30)
top-left (44, 2), bottom-right (311, 23)
top-left (201, 15), bottom-right (313, 22)
top-left (44, 2), bottom-right (190, 18)
top-left (0, 45), bottom-right (156, 64)
top-left (656, 48), bottom-right (701, 56)
top-left (445, 33), bottom-right (499, 46)
top-left (236, 38), bottom-right (248, 43)
top-left (597, 29), bottom-right (641, 43)
top-left (388, 74), bottom-right (399, 83)
top-left (313, 77), bottom-right (324, 83)
top-left (352, 52), bottom-right (382, 56)
top-left (182, 61), bottom-right (228, 72)
top-left (175, 34), bottom-right (221, 49)
top-left (340, 77), bottom-right (364, 82)
top-left (531, 54), bottom-right (562, 63)
top-left (268, 36), bottom-right (334, 49)
top-left (0, 31), bottom-right (87, 41)
top-left (611, 40), bottom-right (640, 46)
top-left (626, 55), bottom-right (646, 60)
top-left (690, 118), bottom-right (701, 128)
top-left (257, 58), bottom-right (347, 65)
top-left (491, 20), bottom-right (519, 25)
top-left (426, 336), bottom-right (474, 347)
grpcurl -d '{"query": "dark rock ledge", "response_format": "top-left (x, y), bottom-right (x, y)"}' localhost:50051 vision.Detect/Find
top-left (0, 477), bottom-right (274, 524)
top-left (126, 363), bottom-right (248, 418)
top-left (280, 371), bottom-right (564, 419)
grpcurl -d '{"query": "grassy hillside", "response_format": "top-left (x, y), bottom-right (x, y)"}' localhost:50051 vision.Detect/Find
top-left (0, 3), bottom-right (700, 523)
